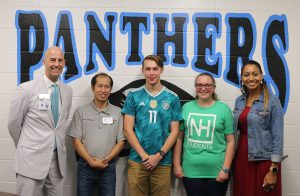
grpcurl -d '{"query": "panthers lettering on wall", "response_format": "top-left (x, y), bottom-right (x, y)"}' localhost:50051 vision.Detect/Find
top-left (15, 10), bottom-right (289, 111)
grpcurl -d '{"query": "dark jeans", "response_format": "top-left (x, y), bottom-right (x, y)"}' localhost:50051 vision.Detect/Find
top-left (77, 158), bottom-right (116, 196)
top-left (182, 177), bottom-right (229, 196)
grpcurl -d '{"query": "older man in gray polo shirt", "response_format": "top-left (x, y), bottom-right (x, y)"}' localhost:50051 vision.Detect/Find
top-left (69, 73), bottom-right (125, 196)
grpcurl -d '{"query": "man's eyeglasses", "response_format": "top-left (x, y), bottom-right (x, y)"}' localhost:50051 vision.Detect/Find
top-left (195, 83), bottom-right (215, 89)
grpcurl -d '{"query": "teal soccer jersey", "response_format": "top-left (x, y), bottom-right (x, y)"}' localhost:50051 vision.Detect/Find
top-left (122, 85), bottom-right (182, 165)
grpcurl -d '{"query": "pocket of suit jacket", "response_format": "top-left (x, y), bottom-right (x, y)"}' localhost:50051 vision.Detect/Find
top-left (20, 140), bottom-right (41, 151)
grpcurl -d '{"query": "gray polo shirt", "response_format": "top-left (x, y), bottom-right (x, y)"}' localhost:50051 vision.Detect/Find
top-left (68, 101), bottom-right (125, 159)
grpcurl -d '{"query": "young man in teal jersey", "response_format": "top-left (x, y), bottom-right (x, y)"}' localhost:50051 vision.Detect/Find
top-left (122, 55), bottom-right (182, 196)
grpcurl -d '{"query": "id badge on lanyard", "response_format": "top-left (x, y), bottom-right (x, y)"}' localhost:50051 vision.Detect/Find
top-left (39, 94), bottom-right (51, 110)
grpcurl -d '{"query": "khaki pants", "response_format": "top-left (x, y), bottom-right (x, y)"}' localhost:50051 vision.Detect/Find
top-left (127, 160), bottom-right (171, 196)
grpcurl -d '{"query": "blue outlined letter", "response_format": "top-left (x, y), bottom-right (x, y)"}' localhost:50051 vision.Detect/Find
top-left (224, 13), bottom-right (256, 86)
top-left (15, 10), bottom-right (48, 84)
top-left (262, 15), bottom-right (289, 112)
top-left (120, 12), bottom-right (150, 65)
top-left (191, 13), bottom-right (222, 77)
top-left (54, 11), bottom-right (82, 83)
top-left (84, 12), bottom-right (117, 74)
top-left (153, 13), bottom-right (189, 67)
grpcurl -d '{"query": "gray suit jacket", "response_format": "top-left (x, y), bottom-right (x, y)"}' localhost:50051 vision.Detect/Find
top-left (8, 76), bottom-right (73, 180)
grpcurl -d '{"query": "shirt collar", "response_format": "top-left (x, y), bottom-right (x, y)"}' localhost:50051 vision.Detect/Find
top-left (43, 74), bottom-right (59, 88)
top-left (90, 101), bottom-right (111, 115)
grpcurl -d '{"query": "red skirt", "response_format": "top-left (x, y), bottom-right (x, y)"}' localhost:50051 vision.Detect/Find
top-left (233, 134), bottom-right (282, 196)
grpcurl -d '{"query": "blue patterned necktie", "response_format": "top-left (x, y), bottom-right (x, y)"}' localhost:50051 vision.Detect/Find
top-left (51, 84), bottom-right (59, 127)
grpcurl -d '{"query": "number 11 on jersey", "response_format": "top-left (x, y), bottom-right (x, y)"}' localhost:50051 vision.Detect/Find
top-left (149, 110), bottom-right (157, 123)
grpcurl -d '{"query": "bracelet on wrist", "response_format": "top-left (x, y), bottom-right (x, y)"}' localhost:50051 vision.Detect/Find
top-left (221, 167), bottom-right (230, 174)
top-left (158, 150), bottom-right (166, 158)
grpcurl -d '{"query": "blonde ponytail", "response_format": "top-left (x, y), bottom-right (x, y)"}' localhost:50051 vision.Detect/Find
top-left (262, 80), bottom-right (270, 112)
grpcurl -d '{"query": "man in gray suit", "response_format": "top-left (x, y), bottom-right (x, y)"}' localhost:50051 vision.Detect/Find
top-left (8, 46), bottom-right (73, 196)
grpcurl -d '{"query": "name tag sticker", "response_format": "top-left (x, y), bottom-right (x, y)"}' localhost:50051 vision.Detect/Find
top-left (102, 117), bottom-right (113, 124)
top-left (39, 94), bottom-right (51, 110)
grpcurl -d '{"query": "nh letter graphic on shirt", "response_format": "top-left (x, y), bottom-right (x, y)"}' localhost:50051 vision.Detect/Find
top-left (187, 113), bottom-right (216, 144)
